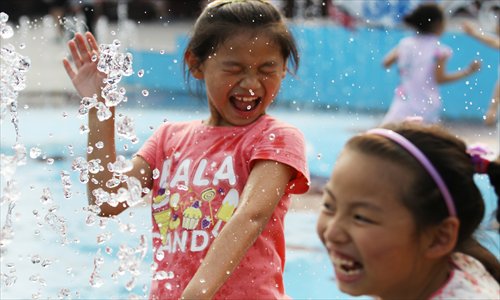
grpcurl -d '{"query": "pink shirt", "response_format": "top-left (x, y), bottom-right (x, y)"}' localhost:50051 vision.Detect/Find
top-left (383, 35), bottom-right (452, 124)
top-left (137, 114), bottom-right (310, 299)
top-left (431, 252), bottom-right (499, 299)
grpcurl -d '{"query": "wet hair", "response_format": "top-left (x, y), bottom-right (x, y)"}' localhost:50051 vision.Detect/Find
top-left (183, 0), bottom-right (299, 92)
top-left (345, 123), bottom-right (500, 282)
top-left (403, 3), bottom-right (444, 34)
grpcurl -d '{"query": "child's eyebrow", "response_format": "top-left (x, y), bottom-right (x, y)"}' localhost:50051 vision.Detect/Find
top-left (221, 60), bottom-right (280, 69)
top-left (323, 186), bottom-right (383, 212)
top-left (323, 186), bottom-right (335, 200)
top-left (221, 61), bottom-right (242, 67)
top-left (260, 61), bottom-right (278, 67)
top-left (349, 201), bottom-right (383, 212)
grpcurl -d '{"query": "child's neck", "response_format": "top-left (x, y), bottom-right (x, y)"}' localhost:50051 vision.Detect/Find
top-left (378, 258), bottom-right (452, 300)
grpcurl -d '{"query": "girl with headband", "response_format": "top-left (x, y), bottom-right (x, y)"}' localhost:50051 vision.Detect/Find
top-left (317, 122), bottom-right (499, 299)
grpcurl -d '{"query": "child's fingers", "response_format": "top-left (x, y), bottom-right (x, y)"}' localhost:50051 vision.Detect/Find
top-left (68, 40), bottom-right (83, 68)
top-left (85, 32), bottom-right (100, 53)
top-left (74, 33), bottom-right (92, 63)
top-left (62, 58), bottom-right (76, 79)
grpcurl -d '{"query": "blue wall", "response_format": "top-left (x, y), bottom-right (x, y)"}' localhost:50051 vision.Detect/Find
top-left (125, 23), bottom-right (498, 120)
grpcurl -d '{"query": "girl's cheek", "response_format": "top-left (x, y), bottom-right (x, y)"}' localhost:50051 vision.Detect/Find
top-left (316, 214), bottom-right (328, 244)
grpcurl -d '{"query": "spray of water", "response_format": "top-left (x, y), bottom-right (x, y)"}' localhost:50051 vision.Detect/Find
top-left (69, 35), bottom-right (152, 292)
top-left (0, 12), bottom-right (31, 253)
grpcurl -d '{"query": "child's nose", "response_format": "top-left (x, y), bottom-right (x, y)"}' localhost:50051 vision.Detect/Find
top-left (239, 74), bottom-right (261, 91)
top-left (324, 217), bottom-right (349, 245)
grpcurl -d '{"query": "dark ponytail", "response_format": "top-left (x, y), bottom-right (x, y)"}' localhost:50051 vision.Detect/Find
top-left (486, 158), bottom-right (500, 231)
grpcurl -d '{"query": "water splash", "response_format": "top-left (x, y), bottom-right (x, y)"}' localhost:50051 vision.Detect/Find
top-left (110, 234), bottom-right (148, 291)
top-left (77, 37), bottom-right (142, 212)
top-left (0, 12), bottom-right (30, 255)
top-left (89, 249), bottom-right (105, 288)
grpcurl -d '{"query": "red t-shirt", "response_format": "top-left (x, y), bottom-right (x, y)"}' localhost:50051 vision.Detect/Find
top-left (137, 114), bottom-right (310, 299)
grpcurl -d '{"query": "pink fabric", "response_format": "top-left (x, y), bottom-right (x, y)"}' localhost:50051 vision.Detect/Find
top-left (431, 252), bottom-right (499, 299)
top-left (383, 35), bottom-right (452, 124)
top-left (137, 114), bottom-right (310, 299)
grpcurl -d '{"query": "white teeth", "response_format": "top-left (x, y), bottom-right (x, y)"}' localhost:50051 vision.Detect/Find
top-left (332, 256), bottom-right (355, 267)
top-left (234, 96), bottom-right (258, 102)
top-left (332, 255), bottom-right (362, 276)
top-left (339, 268), bottom-right (361, 276)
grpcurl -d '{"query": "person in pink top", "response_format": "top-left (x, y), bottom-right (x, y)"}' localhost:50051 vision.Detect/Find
top-left (317, 122), bottom-right (500, 299)
top-left (382, 3), bottom-right (481, 125)
top-left (62, 0), bottom-right (310, 298)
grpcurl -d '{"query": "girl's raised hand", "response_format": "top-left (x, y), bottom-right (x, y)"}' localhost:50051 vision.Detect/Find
top-left (62, 32), bottom-right (105, 98)
top-left (462, 21), bottom-right (476, 36)
top-left (468, 60), bottom-right (481, 73)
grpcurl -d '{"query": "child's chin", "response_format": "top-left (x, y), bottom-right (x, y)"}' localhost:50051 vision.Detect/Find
top-left (337, 284), bottom-right (366, 298)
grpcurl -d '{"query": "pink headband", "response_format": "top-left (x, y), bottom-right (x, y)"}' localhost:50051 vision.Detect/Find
top-left (366, 128), bottom-right (457, 217)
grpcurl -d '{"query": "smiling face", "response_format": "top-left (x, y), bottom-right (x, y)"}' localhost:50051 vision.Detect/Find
top-left (193, 30), bottom-right (287, 126)
top-left (316, 149), bottom-right (437, 299)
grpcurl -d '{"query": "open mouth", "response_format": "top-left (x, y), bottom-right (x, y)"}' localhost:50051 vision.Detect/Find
top-left (332, 255), bottom-right (363, 276)
top-left (230, 95), bottom-right (261, 112)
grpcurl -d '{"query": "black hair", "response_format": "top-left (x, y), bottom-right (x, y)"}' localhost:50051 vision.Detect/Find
top-left (183, 0), bottom-right (299, 94)
top-left (346, 123), bottom-right (500, 282)
top-left (403, 3), bottom-right (444, 34)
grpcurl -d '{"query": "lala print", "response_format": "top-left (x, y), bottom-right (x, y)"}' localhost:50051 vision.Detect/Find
top-left (152, 155), bottom-right (240, 253)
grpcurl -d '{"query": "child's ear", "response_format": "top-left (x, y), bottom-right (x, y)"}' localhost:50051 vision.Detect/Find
top-left (281, 60), bottom-right (288, 79)
top-left (424, 217), bottom-right (460, 259)
top-left (185, 51), bottom-right (204, 79)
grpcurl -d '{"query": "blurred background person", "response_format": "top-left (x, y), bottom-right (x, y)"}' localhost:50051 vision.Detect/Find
top-left (463, 19), bottom-right (500, 126)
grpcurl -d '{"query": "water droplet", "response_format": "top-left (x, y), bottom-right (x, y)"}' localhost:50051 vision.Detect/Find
top-left (40, 187), bottom-right (53, 204)
top-left (155, 250), bottom-right (165, 261)
top-left (142, 89), bottom-right (149, 97)
top-left (29, 147), bottom-right (42, 159)
top-left (31, 254), bottom-right (41, 264)
top-left (137, 69), bottom-right (144, 77)
top-left (80, 124), bottom-right (90, 134)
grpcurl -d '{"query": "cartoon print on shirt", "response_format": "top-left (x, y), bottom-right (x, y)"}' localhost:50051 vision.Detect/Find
top-left (212, 188), bottom-right (239, 237)
top-left (182, 200), bottom-right (203, 230)
top-left (153, 192), bottom-right (181, 245)
top-left (152, 155), bottom-right (239, 252)
top-left (200, 187), bottom-right (216, 223)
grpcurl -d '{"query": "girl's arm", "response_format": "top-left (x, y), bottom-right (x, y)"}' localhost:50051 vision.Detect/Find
top-left (382, 47), bottom-right (398, 69)
top-left (463, 21), bottom-right (500, 49)
top-left (181, 160), bottom-right (293, 299)
top-left (63, 32), bottom-right (153, 217)
top-left (435, 56), bottom-right (481, 84)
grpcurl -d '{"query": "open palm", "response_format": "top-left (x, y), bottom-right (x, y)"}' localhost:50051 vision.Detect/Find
top-left (63, 32), bottom-right (106, 99)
